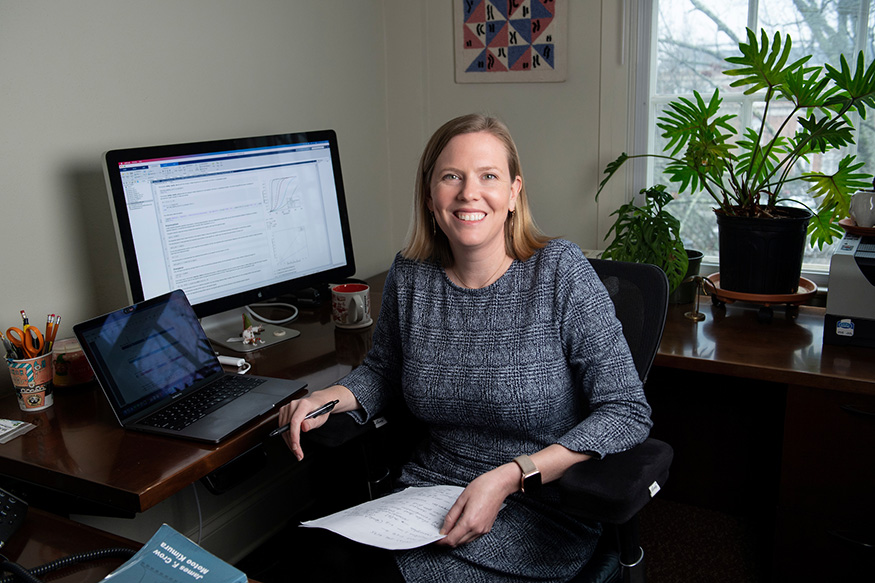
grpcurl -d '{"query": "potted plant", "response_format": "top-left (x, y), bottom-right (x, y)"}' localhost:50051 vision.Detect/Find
top-left (600, 184), bottom-right (702, 302)
top-left (597, 28), bottom-right (875, 294)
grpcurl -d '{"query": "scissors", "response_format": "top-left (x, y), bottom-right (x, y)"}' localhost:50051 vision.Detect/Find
top-left (6, 325), bottom-right (44, 359)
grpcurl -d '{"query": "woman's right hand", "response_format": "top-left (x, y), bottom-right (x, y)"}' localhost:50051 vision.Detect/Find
top-left (277, 385), bottom-right (355, 461)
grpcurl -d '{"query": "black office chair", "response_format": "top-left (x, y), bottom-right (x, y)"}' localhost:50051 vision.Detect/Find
top-left (561, 258), bottom-right (673, 583)
top-left (306, 258), bottom-right (672, 583)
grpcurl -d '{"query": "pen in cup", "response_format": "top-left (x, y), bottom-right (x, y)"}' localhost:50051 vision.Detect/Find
top-left (269, 399), bottom-right (339, 438)
top-left (1, 331), bottom-right (17, 360)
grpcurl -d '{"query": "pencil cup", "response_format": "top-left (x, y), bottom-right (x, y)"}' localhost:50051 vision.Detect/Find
top-left (7, 353), bottom-right (54, 412)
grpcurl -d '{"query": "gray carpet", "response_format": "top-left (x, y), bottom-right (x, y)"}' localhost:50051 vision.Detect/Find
top-left (639, 498), bottom-right (769, 582)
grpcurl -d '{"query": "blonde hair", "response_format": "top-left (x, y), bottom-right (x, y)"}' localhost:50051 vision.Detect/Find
top-left (403, 113), bottom-right (550, 265)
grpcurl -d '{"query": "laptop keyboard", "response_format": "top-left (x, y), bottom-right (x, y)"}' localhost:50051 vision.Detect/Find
top-left (142, 376), bottom-right (268, 431)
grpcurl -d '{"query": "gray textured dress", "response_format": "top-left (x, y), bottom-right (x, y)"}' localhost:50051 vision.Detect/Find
top-left (340, 239), bottom-right (652, 582)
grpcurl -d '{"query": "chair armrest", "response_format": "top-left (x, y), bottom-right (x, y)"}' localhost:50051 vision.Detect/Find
top-left (559, 438), bottom-right (673, 525)
top-left (303, 401), bottom-right (423, 450)
top-left (302, 412), bottom-right (377, 448)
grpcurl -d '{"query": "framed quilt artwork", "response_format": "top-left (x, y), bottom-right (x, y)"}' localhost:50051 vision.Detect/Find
top-left (454, 0), bottom-right (567, 83)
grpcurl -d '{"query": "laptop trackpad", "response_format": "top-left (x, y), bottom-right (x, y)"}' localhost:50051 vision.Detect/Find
top-left (211, 392), bottom-right (277, 419)
top-left (253, 379), bottom-right (307, 397)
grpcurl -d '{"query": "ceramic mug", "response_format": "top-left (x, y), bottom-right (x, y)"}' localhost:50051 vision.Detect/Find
top-left (850, 190), bottom-right (875, 228)
top-left (331, 283), bottom-right (372, 329)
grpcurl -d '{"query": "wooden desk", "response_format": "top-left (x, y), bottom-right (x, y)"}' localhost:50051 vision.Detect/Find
top-left (656, 301), bottom-right (875, 394)
top-left (651, 300), bottom-right (875, 580)
top-left (0, 276), bottom-right (384, 517)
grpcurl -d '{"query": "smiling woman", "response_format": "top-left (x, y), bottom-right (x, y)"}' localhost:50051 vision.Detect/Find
top-left (277, 113), bottom-right (653, 583)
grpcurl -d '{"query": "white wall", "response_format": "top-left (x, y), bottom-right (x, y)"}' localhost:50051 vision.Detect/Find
top-left (0, 1), bottom-right (396, 393)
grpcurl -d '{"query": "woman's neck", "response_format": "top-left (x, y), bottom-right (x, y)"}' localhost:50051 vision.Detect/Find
top-left (449, 250), bottom-right (512, 289)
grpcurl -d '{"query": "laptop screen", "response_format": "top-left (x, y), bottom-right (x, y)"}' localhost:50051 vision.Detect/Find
top-left (76, 290), bottom-right (223, 420)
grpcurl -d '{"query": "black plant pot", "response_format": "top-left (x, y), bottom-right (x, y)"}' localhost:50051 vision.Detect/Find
top-left (668, 249), bottom-right (704, 304)
top-left (716, 207), bottom-right (811, 295)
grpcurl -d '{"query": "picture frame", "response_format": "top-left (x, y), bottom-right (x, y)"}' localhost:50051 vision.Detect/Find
top-left (454, 0), bottom-right (567, 84)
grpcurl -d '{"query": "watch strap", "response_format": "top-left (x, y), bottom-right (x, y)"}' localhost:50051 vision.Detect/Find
top-left (513, 454), bottom-right (541, 495)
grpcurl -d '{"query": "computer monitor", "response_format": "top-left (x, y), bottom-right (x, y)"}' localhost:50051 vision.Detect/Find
top-left (103, 129), bottom-right (356, 352)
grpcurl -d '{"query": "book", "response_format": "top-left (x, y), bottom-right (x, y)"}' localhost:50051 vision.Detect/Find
top-left (103, 524), bottom-right (247, 583)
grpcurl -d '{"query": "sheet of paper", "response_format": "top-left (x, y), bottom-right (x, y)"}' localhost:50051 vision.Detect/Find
top-left (300, 485), bottom-right (464, 550)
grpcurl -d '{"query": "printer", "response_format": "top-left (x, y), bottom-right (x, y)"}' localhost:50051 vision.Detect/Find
top-left (824, 232), bottom-right (875, 347)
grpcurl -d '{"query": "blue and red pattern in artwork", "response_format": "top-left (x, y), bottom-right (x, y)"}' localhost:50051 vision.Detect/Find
top-left (462, 0), bottom-right (557, 73)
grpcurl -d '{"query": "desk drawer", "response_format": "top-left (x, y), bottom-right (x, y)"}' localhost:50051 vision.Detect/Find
top-left (776, 385), bottom-right (875, 578)
top-left (780, 386), bottom-right (875, 517)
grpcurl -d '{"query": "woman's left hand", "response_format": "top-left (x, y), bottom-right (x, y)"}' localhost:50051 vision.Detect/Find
top-left (436, 463), bottom-right (520, 548)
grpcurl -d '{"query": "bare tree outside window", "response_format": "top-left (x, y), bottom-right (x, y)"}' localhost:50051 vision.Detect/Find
top-left (649, 0), bottom-right (875, 269)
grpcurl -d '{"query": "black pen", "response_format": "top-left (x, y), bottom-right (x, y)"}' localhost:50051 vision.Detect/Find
top-left (269, 400), bottom-right (339, 438)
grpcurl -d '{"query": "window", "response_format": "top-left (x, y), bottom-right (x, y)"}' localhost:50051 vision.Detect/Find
top-left (636, 0), bottom-right (875, 275)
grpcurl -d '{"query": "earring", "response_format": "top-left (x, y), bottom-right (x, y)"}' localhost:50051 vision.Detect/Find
top-left (431, 212), bottom-right (436, 236)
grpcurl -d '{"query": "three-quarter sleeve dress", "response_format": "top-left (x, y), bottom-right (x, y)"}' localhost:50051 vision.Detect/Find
top-left (339, 238), bottom-right (652, 583)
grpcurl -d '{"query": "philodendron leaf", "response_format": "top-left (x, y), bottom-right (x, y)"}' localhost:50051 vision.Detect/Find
top-left (803, 155), bottom-right (870, 217)
top-left (597, 152), bottom-right (629, 199)
top-left (724, 28), bottom-right (811, 95)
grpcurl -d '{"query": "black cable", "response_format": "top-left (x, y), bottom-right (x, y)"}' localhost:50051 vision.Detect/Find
top-left (0, 560), bottom-right (41, 583)
top-left (0, 547), bottom-right (137, 583)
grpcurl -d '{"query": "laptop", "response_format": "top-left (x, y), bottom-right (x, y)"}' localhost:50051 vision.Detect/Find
top-left (74, 290), bottom-right (307, 443)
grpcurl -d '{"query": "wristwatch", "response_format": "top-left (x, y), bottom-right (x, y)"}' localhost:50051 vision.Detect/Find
top-left (513, 454), bottom-right (541, 496)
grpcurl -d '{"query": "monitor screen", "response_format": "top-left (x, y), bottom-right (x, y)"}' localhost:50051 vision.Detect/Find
top-left (103, 130), bottom-right (355, 351)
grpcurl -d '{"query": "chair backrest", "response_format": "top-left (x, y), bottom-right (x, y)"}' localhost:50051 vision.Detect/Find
top-left (588, 259), bottom-right (669, 384)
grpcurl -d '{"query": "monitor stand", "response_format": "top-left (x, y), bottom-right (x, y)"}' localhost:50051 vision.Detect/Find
top-left (201, 308), bottom-right (301, 353)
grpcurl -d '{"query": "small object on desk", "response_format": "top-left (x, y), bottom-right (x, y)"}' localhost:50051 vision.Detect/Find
top-left (103, 523), bottom-right (246, 583)
top-left (6, 352), bottom-right (54, 412)
top-left (216, 354), bottom-right (251, 375)
top-left (331, 283), bottom-right (373, 329)
top-left (240, 313), bottom-right (265, 346)
top-left (52, 337), bottom-right (95, 387)
top-left (0, 485), bottom-right (28, 549)
top-left (849, 189), bottom-right (875, 228)
top-left (0, 419), bottom-right (36, 444)
top-left (217, 355), bottom-right (245, 368)
top-left (269, 399), bottom-right (339, 437)
top-left (684, 276), bottom-right (706, 322)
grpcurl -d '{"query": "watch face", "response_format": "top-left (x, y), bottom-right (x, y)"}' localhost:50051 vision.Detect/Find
top-left (522, 471), bottom-right (542, 495)
top-left (514, 455), bottom-right (542, 495)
